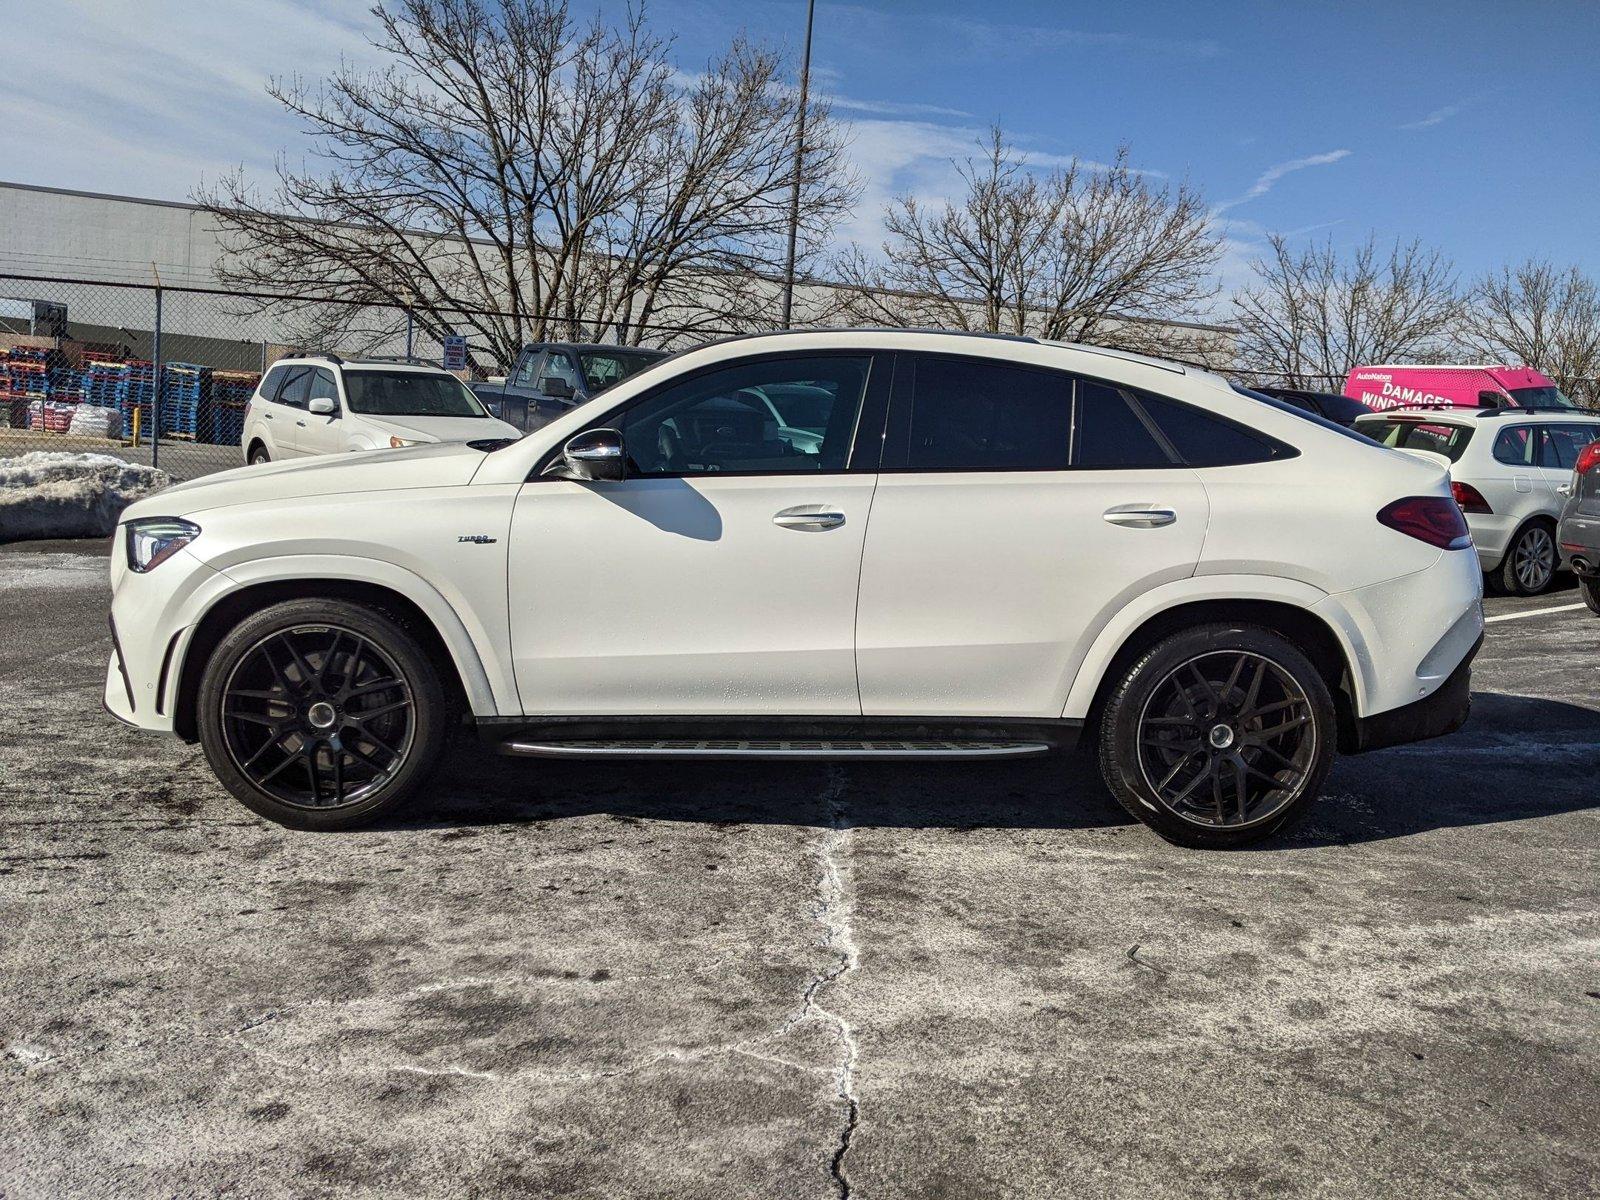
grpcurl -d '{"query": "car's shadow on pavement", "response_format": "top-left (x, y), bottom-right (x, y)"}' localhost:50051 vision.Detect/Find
top-left (392, 691), bottom-right (1600, 848)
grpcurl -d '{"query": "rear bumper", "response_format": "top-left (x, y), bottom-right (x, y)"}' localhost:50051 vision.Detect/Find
top-left (1348, 632), bottom-right (1481, 753)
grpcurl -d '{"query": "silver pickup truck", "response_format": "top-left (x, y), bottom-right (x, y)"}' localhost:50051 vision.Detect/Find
top-left (470, 342), bottom-right (670, 433)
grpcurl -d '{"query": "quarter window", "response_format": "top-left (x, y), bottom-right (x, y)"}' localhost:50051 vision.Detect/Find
top-left (1072, 382), bottom-right (1171, 468)
top-left (1137, 392), bottom-right (1290, 467)
top-left (1492, 426), bottom-right (1536, 466)
top-left (618, 356), bottom-right (870, 476)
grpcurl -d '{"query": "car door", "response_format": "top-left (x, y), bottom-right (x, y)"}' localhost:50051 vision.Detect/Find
top-left (532, 351), bottom-right (586, 427)
top-left (854, 353), bottom-right (1209, 718)
top-left (1538, 422), bottom-right (1600, 504)
top-left (296, 367), bottom-right (345, 456)
top-left (498, 347), bottom-right (544, 431)
top-left (269, 365), bottom-right (315, 456)
top-left (506, 352), bottom-right (887, 715)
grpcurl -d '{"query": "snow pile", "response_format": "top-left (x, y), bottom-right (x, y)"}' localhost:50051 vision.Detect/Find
top-left (0, 452), bottom-right (171, 543)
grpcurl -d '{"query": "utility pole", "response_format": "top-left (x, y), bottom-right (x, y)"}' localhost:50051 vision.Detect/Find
top-left (779, 0), bottom-right (816, 330)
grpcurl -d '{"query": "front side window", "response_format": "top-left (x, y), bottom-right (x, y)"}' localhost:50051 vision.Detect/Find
top-left (619, 356), bottom-right (870, 476)
top-left (309, 368), bottom-right (339, 405)
top-left (342, 370), bottom-right (488, 418)
top-left (902, 357), bottom-right (1072, 470)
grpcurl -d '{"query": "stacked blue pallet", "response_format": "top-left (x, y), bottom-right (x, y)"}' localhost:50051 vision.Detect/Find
top-left (117, 361), bottom-right (157, 440)
top-left (161, 363), bottom-right (210, 438)
top-left (206, 369), bottom-right (260, 445)
top-left (82, 360), bottom-right (129, 437)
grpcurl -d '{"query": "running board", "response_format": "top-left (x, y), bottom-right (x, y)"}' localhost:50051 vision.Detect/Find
top-left (499, 738), bottom-right (1053, 761)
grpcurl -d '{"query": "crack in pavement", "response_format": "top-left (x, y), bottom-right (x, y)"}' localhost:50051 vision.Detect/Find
top-left (803, 767), bottom-right (860, 1200)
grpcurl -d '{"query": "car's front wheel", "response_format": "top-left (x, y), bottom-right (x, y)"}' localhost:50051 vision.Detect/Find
top-left (1097, 624), bottom-right (1336, 848)
top-left (197, 598), bottom-right (450, 830)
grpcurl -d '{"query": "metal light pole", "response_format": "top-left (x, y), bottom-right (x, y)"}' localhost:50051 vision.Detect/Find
top-left (779, 0), bottom-right (816, 330)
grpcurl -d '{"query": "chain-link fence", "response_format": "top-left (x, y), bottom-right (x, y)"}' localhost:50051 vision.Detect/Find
top-left (0, 274), bottom-right (752, 483)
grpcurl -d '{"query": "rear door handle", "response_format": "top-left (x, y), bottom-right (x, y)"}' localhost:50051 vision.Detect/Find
top-left (1103, 505), bottom-right (1177, 528)
top-left (296, 420), bottom-right (307, 427)
top-left (773, 505), bottom-right (846, 531)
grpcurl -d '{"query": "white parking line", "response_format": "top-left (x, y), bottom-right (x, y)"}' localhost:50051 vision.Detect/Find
top-left (1484, 602), bottom-right (1587, 624)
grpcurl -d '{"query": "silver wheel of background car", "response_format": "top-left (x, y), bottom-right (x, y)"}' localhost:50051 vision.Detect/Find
top-left (220, 624), bottom-right (416, 810)
top-left (1512, 525), bottom-right (1556, 593)
top-left (1135, 650), bottom-right (1317, 830)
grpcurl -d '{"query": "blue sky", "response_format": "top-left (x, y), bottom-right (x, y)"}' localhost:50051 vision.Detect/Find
top-left (4, 0), bottom-right (1598, 298)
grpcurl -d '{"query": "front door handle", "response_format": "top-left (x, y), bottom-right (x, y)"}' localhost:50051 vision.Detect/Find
top-left (1103, 505), bottom-right (1177, 528)
top-left (773, 506), bottom-right (846, 531)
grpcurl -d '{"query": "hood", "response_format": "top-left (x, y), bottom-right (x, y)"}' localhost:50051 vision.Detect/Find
top-left (121, 440), bottom-right (489, 522)
top-left (365, 413), bottom-right (520, 444)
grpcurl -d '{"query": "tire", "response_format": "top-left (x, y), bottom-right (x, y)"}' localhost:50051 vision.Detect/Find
top-left (1493, 520), bottom-right (1558, 596)
top-left (1097, 623), bottom-right (1336, 849)
top-left (1582, 576), bottom-right (1600, 616)
top-left (248, 444), bottom-right (271, 465)
top-left (197, 598), bottom-right (449, 830)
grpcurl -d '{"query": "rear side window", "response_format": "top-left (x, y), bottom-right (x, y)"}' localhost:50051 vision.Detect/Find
top-left (258, 364), bottom-right (290, 401)
top-left (1542, 424), bottom-right (1600, 469)
top-left (1492, 426), bottom-right (1536, 466)
top-left (902, 357), bottom-right (1072, 470)
top-left (275, 366), bottom-right (314, 409)
top-left (1358, 418), bottom-right (1475, 462)
top-left (1072, 382), bottom-right (1171, 468)
top-left (1136, 392), bottom-right (1290, 467)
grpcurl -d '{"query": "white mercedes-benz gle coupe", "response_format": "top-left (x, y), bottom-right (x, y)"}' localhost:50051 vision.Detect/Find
top-left (105, 330), bottom-right (1484, 847)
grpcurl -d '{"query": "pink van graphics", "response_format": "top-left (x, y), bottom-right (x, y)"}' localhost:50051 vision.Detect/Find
top-left (1343, 365), bottom-right (1574, 412)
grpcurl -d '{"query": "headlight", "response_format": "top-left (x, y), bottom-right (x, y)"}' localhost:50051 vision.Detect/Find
top-left (390, 436), bottom-right (419, 448)
top-left (125, 517), bottom-right (201, 573)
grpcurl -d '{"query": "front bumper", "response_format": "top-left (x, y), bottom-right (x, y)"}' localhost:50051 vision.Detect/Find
top-left (1348, 632), bottom-right (1481, 753)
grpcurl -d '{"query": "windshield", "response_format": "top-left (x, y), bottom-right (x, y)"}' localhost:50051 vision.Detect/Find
top-left (343, 370), bottom-right (487, 418)
top-left (1354, 416), bottom-right (1474, 461)
top-left (1507, 385), bottom-right (1577, 410)
top-left (577, 350), bottom-right (664, 394)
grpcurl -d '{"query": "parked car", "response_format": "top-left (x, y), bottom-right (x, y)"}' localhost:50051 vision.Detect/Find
top-left (1250, 386), bottom-right (1373, 427)
top-left (107, 330), bottom-right (1483, 848)
top-left (1353, 408), bottom-right (1600, 594)
top-left (242, 356), bottom-right (519, 463)
top-left (471, 343), bottom-right (670, 433)
top-left (1344, 363), bottom-right (1578, 413)
top-left (1556, 437), bottom-right (1600, 614)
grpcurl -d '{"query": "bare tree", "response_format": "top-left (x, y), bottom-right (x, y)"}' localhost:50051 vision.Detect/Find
top-left (1462, 260), bottom-right (1600, 406)
top-left (1231, 233), bottom-right (1461, 386)
top-left (197, 0), bottom-right (858, 367)
top-left (828, 128), bottom-right (1220, 354)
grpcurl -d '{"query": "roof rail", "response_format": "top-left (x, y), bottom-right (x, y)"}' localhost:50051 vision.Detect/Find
top-left (353, 354), bottom-right (441, 367)
top-left (283, 350), bottom-right (344, 365)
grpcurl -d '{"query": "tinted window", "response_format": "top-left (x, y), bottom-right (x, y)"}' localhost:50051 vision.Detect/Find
top-left (276, 365), bottom-right (314, 409)
top-left (1314, 393), bottom-right (1373, 424)
top-left (1355, 417), bottom-right (1475, 462)
top-left (540, 352), bottom-right (583, 393)
top-left (903, 358), bottom-right (1071, 470)
top-left (309, 368), bottom-right (338, 404)
top-left (258, 364), bottom-right (291, 402)
top-left (1073, 381), bottom-right (1171, 468)
top-left (1493, 426), bottom-right (1536, 466)
top-left (1232, 384), bottom-right (1376, 446)
top-left (1542, 424), bottom-right (1600, 470)
top-left (1137, 392), bottom-right (1286, 466)
top-left (620, 356), bottom-right (869, 476)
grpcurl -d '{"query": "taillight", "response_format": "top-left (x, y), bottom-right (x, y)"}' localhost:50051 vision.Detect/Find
top-left (1377, 496), bottom-right (1472, 550)
top-left (1575, 441), bottom-right (1600, 475)
top-left (1451, 480), bottom-right (1493, 514)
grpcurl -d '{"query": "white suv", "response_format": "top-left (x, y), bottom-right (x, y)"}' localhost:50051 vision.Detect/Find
top-left (1354, 408), bottom-right (1600, 594)
top-left (241, 355), bottom-right (519, 463)
top-left (107, 331), bottom-right (1484, 848)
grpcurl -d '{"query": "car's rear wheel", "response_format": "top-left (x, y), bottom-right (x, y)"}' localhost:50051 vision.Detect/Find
top-left (197, 598), bottom-right (449, 830)
top-left (1581, 576), bottom-right (1600, 616)
top-left (1491, 520), bottom-right (1557, 596)
top-left (1097, 624), bottom-right (1336, 848)
top-left (248, 443), bottom-right (271, 465)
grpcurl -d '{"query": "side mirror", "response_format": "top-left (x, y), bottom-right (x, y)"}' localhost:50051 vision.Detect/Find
top-left (541, 376), bottom-right (575, 400)
top-left (308, 395), bottom-right (337, 416)
top-left (555, 428), bottom-right (625, 482)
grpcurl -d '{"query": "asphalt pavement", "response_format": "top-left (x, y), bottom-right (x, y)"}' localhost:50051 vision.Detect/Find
top-left (2, 541), bottom-right (1597, 1198)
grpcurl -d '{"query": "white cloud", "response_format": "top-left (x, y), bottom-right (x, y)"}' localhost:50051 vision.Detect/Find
top-left (823, 95), bottom-right (973, 119)
top-left (1399, 105), bottom-right (1461, 131)
top-left (1213, 150), bottom-right (1352, 214)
